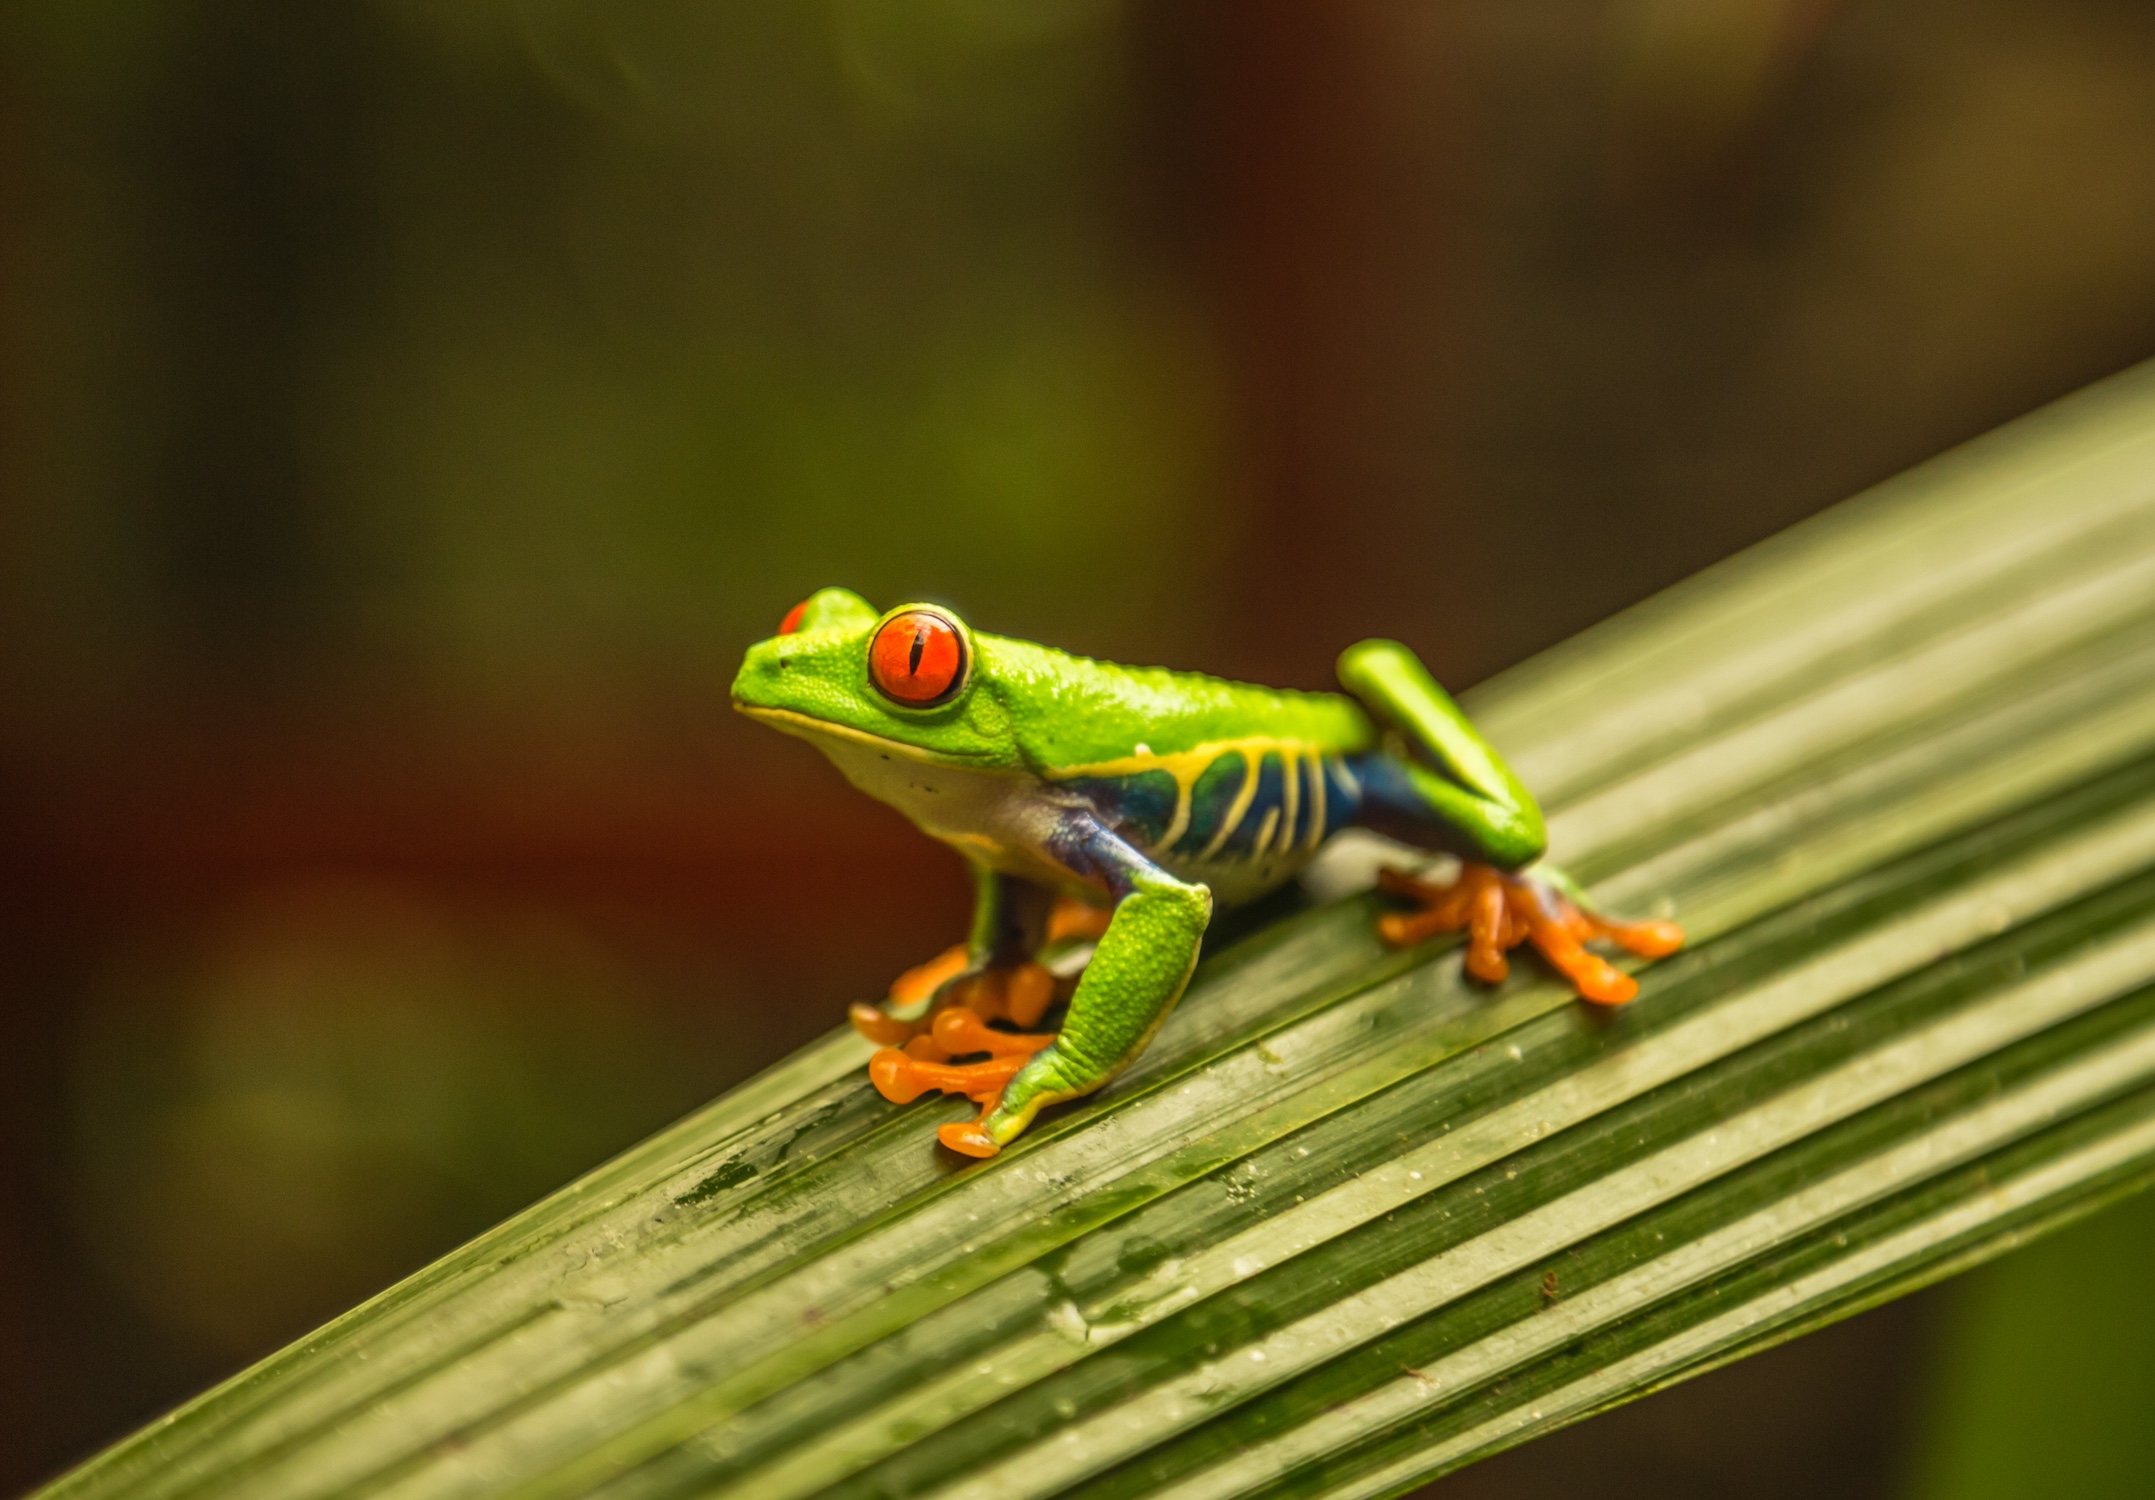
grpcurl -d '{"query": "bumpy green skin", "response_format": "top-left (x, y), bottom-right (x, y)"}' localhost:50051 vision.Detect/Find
top-left (732, 587), bottom-right (1546, 1150)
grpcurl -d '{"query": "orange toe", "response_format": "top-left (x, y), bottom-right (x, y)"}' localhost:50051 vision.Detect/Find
top-left (855, 941), bottom-right (975, 1045)
top-left (1465, 875), bottom-right (1514, 982)
top-left (850, 1002), bottom-right (917, 1047)
top-left (868, 1046), bottom-right (1028, 1107)
top-left (1517, 895), bottom-right (1638, 1006)
top-left (1376, 911), bottom-right (1423, 945)
top-left (1005, 963), bottom-right (1057, 1028)
top-left (1462, 946), bottom-right (1511, 985)
top-left (947, 968), bottom-right (1009, 1021)
top-left (870, 1047), bottom-right (929, 1104)
top-left (1560, 953), bottom-right (1637, 1006)
top-left (938, 1121), bottom-right (1002, 1158)
top-left (1603, 917), bottom-right (1685, 959)
top-left (930, 1007), bottom-right (992, 1055)
top-left (890, 943), bottom-right (971, 1008)
top-left (932, 1006), bottom-right (1055, 1059)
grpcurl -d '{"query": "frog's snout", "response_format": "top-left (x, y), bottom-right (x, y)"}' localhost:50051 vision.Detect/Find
top-left (729, 643), bottom-right (771, 710)
top-left (730, 634), bottom-right (805, 716)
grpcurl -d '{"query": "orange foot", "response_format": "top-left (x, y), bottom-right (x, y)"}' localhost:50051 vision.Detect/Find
top-left (848, 900), bottom-right (1103, 1049)
top-left (869, 1007), bottom-right (1056, 1158)
top-left (1377, 863), bottom-right (1683, 1005)
top-left (848, 943), bottom-right (971, 1045)
top-left (848, 952), bottom-right (1061, 1045)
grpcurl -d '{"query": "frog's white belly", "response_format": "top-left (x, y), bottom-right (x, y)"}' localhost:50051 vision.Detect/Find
top-left (805, 727), bottom-right (1318, 907)
top-left (811, 738), bottom-right (1095, 892)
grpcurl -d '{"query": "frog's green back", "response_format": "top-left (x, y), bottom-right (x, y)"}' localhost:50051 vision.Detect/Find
top-left (977, 634), bottom-right (1375, 774)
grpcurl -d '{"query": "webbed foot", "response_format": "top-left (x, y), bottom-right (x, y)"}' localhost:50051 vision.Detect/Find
top-left (1377, 862), bottom-right (1682, 1005)
top-left (868, 1007), bottom-right (1058, 1158)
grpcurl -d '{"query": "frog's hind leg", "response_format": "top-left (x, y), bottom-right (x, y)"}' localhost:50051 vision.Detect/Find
top-left (1336, 640), bottom-right (1546, 871)
top-left (1336, 639), bottom-right (1682, 1003)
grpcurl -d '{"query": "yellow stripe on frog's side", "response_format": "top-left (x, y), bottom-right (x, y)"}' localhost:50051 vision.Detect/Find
top-left (1274, 743), bottom-right (1300, 857)
top-left (1301, 750), bottom-right (1318, 853)
top-left (1197, 749), bottom-right (1267, 860)
top-left (1046, 735), bottom-right (1333, 862)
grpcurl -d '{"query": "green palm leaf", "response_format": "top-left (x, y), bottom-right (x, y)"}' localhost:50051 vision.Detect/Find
top-left (42, 360), bottom-right (2155, 1500)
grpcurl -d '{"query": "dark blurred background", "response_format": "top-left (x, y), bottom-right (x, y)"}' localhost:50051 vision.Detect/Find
top-left (3, 1), bottom-right (2155, 1494)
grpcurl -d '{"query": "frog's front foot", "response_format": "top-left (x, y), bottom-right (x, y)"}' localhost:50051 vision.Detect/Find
top-left (848, 943), bottom-right (971, 1045)
top-left (1377, 863), bottom-right (1682, 1005)
top-left (868, 1008), bottom-right (1057, 1158)
top-left (848, 896), bottom-right (1104, 1047)
top-left (848, 951), bottom-right (1063, 1047)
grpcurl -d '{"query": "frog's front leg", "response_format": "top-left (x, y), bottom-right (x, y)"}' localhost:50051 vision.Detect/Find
top-left (960, 820), bottom-right (1210, 1156)
top-left (871, 816), bottom-right (1211, 1158)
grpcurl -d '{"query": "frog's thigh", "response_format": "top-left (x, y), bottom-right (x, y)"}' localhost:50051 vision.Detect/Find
top-left (1337, 639), bottom-right (1545, 871)
top-left (978, 839), bottom-right (1210, 1148)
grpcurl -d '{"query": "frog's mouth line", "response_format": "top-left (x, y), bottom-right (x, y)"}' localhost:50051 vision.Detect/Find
top-left (733, 702), bottom-right (1007, 769)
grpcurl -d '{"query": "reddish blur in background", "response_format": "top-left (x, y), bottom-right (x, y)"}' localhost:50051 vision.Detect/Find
top-left (3, 2), bottom-right (2155, 1495)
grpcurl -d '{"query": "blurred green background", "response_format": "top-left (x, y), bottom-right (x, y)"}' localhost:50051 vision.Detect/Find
top-left (2, 0), bottom-right (2153, 1493)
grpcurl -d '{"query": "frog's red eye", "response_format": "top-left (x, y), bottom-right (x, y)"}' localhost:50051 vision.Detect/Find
top-left (869, 610), bottom-right (966, 706)
top-left (777, 599), bottom-right (810, 635)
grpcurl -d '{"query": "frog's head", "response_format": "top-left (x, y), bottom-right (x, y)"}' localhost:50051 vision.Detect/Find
top-left (731, 587), bottom-right (1018, 766)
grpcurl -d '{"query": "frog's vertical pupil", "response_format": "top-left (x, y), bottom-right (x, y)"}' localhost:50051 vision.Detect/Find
top-left (869, 610), bottom-right (965, 705)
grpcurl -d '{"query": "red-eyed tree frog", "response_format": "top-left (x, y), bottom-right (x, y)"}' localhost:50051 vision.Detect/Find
top-left (732, 589), bottom-right (1681, 1158)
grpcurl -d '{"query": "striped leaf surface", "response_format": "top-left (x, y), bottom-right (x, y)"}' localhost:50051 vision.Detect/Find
top-left (42, 360), bottom-right (2155, 1500)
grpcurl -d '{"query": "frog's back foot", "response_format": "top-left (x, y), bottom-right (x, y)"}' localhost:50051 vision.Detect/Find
top-left (1377, 863), bottom-right (1682, 1004)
